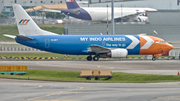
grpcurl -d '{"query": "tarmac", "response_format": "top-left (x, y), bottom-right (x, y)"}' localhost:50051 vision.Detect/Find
top-left (1, 60), bottom-right (180, 101)
top-left (1, 78), bottom-right (180, 101)
top-left (0, 60), bottom-right (180, 75)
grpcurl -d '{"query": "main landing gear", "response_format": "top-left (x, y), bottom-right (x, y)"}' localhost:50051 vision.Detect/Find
top-left (87, 55), bottom-right (100, 61)
top-left (87, 55), bottom-right (92, 61)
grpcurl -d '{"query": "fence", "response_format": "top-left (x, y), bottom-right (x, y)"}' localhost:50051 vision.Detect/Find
top-left (0, 44), bottom-right (40, 52)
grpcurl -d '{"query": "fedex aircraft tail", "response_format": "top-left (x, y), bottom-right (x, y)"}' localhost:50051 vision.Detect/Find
top-left (13, 4), bottom-right (57, 36)
top-left (65, 0), bottom-right (80, 9)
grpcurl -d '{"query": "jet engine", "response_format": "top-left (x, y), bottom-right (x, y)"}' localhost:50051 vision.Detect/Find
top-left (101, 49), bottom-right (128, 58)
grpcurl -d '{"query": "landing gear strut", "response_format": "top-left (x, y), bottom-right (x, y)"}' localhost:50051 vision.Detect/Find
top-left (93, 55), bottom-right (100, 61)
top-left (152, 57), bottom-right (156, 61)
top-left (87, 55), bottom-right (92, 61)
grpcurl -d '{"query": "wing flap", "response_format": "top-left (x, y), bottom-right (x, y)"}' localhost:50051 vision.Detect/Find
top-left (89, 45), bottom-right (110, 54)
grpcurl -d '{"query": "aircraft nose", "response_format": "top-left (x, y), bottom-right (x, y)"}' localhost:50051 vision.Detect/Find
top-left (166, 43), bottom-right (174, 50)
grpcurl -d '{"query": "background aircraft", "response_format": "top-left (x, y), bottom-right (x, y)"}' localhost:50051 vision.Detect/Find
top-left (43, 0), bottom-right (157, 22)
top-left (4, 4), bottom-right (173, 61)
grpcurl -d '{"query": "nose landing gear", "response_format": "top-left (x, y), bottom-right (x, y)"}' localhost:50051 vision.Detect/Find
top-left (152, 57), bottom-right (156, 61)
top-left (87, 55), bottom-right (100, 61)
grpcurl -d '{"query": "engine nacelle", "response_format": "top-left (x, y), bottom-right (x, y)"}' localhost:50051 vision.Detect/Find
top-left (110, 49), bottom-right (128, 58)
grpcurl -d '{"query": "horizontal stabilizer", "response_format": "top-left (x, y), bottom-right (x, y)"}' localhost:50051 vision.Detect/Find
top-left (16, 35), bottom-right (33, 41)
top-left (3, 34), bottom-right (16, 39)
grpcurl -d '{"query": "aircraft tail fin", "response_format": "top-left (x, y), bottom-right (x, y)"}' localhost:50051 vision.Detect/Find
top-left (65, 0), bottom-right (80, 9)
top-left (13, 4), bottom-right (57, 36)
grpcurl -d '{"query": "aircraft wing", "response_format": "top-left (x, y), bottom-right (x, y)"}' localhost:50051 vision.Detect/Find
top-left (88, 45), bottom-right (110, 54)
top-left (41, 9), bottom-right (61, 13)
top-left (114, 12), bottom-right (142, 21)
top-left (41, 8), bottom-right (81, 15)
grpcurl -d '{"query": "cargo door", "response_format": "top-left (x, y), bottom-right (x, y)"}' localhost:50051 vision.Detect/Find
top-left (45, 39), bottom-right (50, 48)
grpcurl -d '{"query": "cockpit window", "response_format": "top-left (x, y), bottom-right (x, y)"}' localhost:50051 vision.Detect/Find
top-left (160, 41), bottom-right (165, 43)
top-left (155, 40), bottom-right (165, 43)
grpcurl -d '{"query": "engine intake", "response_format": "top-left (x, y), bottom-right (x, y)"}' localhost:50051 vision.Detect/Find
top-left (110, 49), bottom-right (128, 58)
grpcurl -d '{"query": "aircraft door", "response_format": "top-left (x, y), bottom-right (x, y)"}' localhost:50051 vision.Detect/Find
top-left (45, 39), bottom-right (50, 48)
top-left (102, 41), bottom-right (105, 46)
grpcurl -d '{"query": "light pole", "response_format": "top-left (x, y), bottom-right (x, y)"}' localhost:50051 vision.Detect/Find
top-left (107, 3), bottom-right (108, 35)
top-left (111, 0), bottom-right (114, 35)
top-left (34, 2), bottom-right (37, 19)
top-left (121, 4), bottom-right (123, 23)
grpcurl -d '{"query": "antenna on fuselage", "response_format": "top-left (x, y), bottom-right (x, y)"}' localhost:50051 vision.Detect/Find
top-left (153, 30), bottom-right (158, 36)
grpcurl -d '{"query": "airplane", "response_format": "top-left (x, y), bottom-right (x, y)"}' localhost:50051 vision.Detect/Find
top-left (42, 0), bottom-right (157, 22)
top-left (4, 4), bottom-right (173, 61)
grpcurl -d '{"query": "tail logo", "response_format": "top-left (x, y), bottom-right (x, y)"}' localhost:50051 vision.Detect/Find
top-left (19, 19), bottom-right (30, 25)
top-left (66, 0), bottom-right (74, 2)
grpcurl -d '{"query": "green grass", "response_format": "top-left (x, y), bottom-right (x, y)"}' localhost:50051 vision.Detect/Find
top-left (0, 24), bottom-right (64, 41)
top-left (1, 69), bottom-right (180, 83)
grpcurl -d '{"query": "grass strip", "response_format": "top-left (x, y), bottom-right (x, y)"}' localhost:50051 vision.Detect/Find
top-left (1, 69), bottom-right (180, 83)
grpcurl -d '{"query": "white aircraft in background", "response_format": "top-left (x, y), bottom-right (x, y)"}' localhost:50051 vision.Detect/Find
top-left (43, 0), bottom-right (157, 22)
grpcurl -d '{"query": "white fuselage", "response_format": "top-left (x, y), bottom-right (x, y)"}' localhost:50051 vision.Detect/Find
top-left (83, 7), bottom-right (156, 22)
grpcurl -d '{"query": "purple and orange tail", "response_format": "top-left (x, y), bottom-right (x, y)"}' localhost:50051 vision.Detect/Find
top-left (65, 0), bottom-right (80, 9)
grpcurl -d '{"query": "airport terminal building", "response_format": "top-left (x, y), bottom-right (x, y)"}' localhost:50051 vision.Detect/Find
top-left (1, 0), bottom-right (180, 16)
top-left (0, 0), bottom-right (65, 17)
top-left (1, 0), bottom-right (180, 45)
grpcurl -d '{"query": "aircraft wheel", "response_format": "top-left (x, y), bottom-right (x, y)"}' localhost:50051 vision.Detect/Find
top-left (93, 56), bottom-right (99, 61)
top-left (87, 56), bottom-right (92, 61)
top-left (152, 57), bottom-right (156, 61)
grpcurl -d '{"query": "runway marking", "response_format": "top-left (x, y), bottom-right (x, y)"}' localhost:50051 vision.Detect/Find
top-left (23, 84), bottom-right (43, 88)
top-left (113, 61), bottom-right (129, 62)
top-left (34, 100), bottom-right (74, 101)
top-left (105, 67), bottom-right (114, 69)
top-left (23, 86), bottom-right (83, 101)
